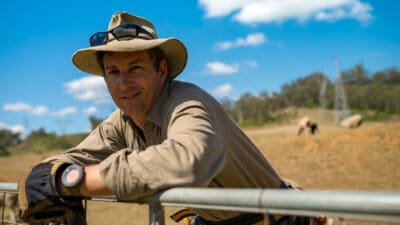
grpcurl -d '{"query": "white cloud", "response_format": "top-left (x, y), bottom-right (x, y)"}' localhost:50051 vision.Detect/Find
top-left (216, 42), bottom-right (234, 51)
top-left (76, 90), bottom-right (99, 101)
top-left (237, 33), bottom-right (266, 46)
top-left (206, 62), bottom-right (239, 75)
top-left (244, 61), bottom-right (258, 68)
top-left (316, 9), bottom-right (346, 21)
top-left (199, 0), bottom-right (373, 25)
top-left (3, 101), bottom-right (79, 118)
top-left (216, 33), bottom-right (266, 50)
top-left (83, 106), bottom-right (97, 115)
top-left (50, 107), bottom-right (77, 117)
top-left (3, 101), bottom-right (82, 125)
top-left (211, 83), bottom-right (234, 98)
top-left (3, 102), bottom-right (31, 111)
top-left (199, 0), bottom-right (251, 17)
top-left (3, 102), bottom-right (48, 116)
top-left (349, 0), bottom-right (373, 22)
top-left (64, 76), bottom-right (110, 104)
top-left (31, 106), bottom-right (48, 115)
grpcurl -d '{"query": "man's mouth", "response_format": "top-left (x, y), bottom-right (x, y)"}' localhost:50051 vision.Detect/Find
top-left (119, 92), bottom-right (142, 100)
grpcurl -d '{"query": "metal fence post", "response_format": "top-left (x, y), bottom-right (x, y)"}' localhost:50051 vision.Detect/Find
top-left (149, 202), bottom-right (165, 225)
top-left (1, 192), bottom-right (4, 225)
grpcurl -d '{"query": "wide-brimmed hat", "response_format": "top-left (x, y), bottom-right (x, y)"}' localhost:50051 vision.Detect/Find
top-left (72, 12), bottom-right (188, 79)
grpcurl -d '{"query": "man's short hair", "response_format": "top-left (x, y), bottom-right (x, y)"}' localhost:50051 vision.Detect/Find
top-left (97, 47), bottom-right (167, 75)
top-left (148, 47), bottom-right (166, 73)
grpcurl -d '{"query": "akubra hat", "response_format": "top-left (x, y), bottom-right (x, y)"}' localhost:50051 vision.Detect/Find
top-left (72, 12), bottom-right (188, 79)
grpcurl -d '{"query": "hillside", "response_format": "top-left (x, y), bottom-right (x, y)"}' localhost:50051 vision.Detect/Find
top-left (248, 121), bottom-right (400, 190)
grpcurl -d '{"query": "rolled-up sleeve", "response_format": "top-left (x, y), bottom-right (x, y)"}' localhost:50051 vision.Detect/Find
top-left (98, 100), bottom-right (226, 200)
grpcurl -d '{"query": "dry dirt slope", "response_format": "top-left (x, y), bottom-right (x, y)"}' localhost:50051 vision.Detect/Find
top-left (248, 121), bottom-right (400, 190)
top-left (0, 121), bottom-right (399, 225)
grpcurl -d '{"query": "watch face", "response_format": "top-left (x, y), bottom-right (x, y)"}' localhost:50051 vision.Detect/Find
top-left (61, 165), bottom-right (84, 188)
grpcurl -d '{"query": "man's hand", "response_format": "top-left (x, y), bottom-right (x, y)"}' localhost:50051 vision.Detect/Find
top-left (18, 162), bottom-right (87, 225)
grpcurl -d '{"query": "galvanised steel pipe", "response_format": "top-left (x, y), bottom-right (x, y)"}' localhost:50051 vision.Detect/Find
top-left (1, 183), bottom-right (400, 223)
top-left (0, 183), bottom-right (18, 193)
top-left (148, 188), bottom-right (400, 223)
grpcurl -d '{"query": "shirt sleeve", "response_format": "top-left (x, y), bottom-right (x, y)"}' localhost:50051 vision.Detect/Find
top-left (98, 100), bottom-right (226, 200)
top-left (42, 110), bottom-right (127, 165)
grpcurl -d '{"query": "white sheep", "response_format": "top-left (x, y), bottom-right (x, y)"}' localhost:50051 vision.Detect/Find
top-left (297, 117), bottom-right (318, 135)
top-left (340, 114), bottom-right (363, 128)
top-left (297, 117), bottom-right (311, 135)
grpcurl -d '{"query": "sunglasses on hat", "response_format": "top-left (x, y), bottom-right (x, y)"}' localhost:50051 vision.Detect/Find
top-left (89, 24), bottom-right (155, 46)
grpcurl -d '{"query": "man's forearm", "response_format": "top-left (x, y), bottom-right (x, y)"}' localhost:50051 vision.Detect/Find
top-left (58, 164), bottom-right (113, 197)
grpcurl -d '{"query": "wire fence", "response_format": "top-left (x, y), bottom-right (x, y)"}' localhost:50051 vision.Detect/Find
top-left (1, 182), bottom-right (400, 225)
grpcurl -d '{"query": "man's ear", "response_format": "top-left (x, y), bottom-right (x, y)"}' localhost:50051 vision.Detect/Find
top-left (159, 59), bottom-right (168, 78)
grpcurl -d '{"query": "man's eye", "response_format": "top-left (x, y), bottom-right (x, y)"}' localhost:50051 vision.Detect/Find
top-left (129, 66), bottom-right (142, 71)
top-left (106, 69), bottom-right (119, 76)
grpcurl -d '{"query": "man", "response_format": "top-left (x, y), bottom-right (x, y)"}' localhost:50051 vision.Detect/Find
top-left (18, 12), bottom-right (323, 225)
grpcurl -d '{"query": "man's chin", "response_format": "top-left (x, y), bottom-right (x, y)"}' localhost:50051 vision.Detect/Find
top-left (120, 107), bottom-right (143, 118)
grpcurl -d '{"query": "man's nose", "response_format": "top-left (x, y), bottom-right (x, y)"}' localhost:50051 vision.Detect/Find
top-left (118, 71), bottom-right (134, 89)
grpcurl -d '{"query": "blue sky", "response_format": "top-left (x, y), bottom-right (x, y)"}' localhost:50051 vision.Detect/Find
top-left (1, 0), bottom-right (399, 136)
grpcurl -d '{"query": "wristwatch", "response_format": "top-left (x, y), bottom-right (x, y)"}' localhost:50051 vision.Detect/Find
top-left (61, 164), bottom-right (85, 196)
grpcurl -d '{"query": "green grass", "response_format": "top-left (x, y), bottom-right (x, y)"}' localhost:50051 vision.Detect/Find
top-left (10, 132), bottom-right (88, 155)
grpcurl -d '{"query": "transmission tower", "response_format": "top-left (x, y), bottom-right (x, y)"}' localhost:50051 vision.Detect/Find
top-left (334, 59), bottom-right (351, 123)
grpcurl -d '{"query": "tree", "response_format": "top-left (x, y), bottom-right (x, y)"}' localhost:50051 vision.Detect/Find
top-left (220, 97), bottom-right (237, 121)
top-left (341, 64), bottom-right (370, 85)
top-left (387, 68), bottom-right (400, 84)
top-left (372, 67), bottom-right (400, 85)
top-left (0, 129), bottom-right (21, 155)
top-left (29, 128), bottom-right (48, 137)
top-left (234, 93), bottom-right (269, 125)
top-left (280, 72), bottom-right (327, 107)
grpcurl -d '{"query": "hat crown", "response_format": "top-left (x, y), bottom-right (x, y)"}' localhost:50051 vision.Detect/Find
top-left (108, 12), bottom-right (158, 38)
top-left (72, 11), bottom-right (188, 79)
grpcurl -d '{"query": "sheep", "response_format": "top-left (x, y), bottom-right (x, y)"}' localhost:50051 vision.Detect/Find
top-left (309, 121), bottom-right (318, 135)
top-left (0, 192), bottom-right (18, 223)
top-left (297, 117), bottom-right (311, 135)
top-left (297, 117), bottom-right (318, 135)
top-left (340, 114), bottom-right (363, 129)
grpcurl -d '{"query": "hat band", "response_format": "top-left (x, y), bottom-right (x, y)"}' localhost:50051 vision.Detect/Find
top-left (89, 24), bottom-right (154, 46)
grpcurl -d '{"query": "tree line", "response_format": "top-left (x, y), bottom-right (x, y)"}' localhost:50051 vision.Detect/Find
top-left (1, 64), bottom-right (399, 155)
top-left (221, 64), bottom-right (400, 125)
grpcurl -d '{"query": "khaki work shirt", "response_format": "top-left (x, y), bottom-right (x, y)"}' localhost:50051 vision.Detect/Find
top-left (44, 80), bottom-right (282, 221)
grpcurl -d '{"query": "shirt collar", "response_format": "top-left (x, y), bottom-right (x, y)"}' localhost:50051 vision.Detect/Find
top-left (146, 81), bottom-right (170, 127)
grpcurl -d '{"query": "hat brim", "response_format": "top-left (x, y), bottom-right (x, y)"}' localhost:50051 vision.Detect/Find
top-left (72, 38), bottom-right (187, 79)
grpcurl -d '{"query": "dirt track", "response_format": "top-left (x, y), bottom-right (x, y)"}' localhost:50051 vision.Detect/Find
top-left (1, 121), bottom-right (399, 225)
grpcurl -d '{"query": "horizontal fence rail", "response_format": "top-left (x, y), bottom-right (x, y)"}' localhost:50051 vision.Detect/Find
top-left (0, 183), bottom-right (17, 193)
top-left (1, 182), bottom-right (400, 225)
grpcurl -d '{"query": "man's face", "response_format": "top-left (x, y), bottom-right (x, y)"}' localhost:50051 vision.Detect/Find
top-left (103, 50), bottom-right (167, 123)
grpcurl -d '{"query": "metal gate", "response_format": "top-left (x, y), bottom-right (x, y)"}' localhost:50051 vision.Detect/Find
top-left (1, 182), bottom-right (400, 225)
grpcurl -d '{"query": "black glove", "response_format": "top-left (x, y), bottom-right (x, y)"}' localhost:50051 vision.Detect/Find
top-left (18, 162), bottom-right (87, 225)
